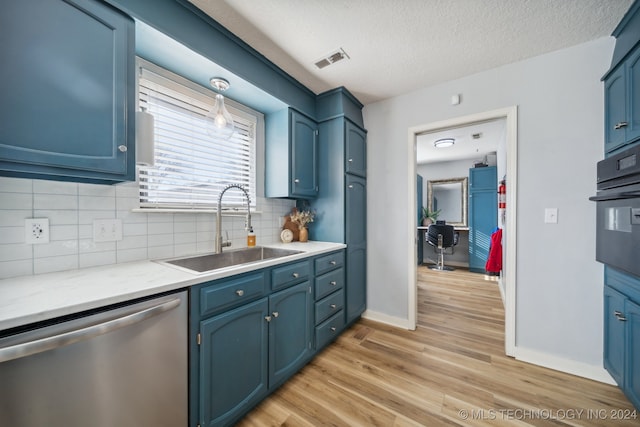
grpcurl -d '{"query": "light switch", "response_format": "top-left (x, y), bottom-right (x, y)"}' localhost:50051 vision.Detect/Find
top-left (93, 219), bottom-right (123, 242)
top-left (544, 208), bottom-right (558, 224)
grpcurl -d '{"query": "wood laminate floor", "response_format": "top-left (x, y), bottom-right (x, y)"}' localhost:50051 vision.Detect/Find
top-left (238, 267), bottom-right (638, 426)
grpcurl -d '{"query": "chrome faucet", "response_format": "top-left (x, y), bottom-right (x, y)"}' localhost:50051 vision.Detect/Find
top-left (215, 184), bottom-right (252, 253)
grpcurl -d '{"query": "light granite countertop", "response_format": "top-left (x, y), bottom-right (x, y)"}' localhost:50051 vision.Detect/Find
top-left (0, 241), bottom-right (345, 331)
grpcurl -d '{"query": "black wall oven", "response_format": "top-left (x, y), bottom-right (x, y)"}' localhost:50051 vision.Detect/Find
top-left (590, 145), bottom-right (640, 277)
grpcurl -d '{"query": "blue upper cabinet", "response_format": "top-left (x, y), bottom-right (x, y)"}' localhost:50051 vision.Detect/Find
top-left (0, 0), bottom-right (135, 183)
top-left (605, 47), bottom-right (640, 154)
top-left (345, 121), bottom-right (366, 177)
top-left (265, 108), bottom-right (318, 199)
top-left (603, 0), bottom-right (640, 156)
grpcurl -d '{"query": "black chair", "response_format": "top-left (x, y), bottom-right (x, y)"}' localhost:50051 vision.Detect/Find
top-left (426, 224), bottom-right (458, 271)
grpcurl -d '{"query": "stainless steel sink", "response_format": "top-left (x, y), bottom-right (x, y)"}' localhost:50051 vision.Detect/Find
top-left (157, 246), bottom-right (303, 273)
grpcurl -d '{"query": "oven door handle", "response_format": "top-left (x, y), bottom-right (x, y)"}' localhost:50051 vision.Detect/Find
top-left (589, 190), bottom-right (640, 202)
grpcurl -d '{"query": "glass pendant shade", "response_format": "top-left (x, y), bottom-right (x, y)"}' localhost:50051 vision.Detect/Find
top-left (205, 93), bottom-right (235, 140)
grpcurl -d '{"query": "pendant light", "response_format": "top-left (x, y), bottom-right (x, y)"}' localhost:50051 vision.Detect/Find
top-left (205, 78), bottom-right (235, 140)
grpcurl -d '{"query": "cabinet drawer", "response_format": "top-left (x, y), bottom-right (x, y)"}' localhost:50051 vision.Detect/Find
top-left (315, 289), bottom-right (344, 325)
top-left (315, 268), bottom-right (344, 300)
top-left (200, 271), bottom-right (267, 317)
top-left (272, 260), bottom-right (310, 291)
top-left (314, 251), bottom-right (345, 276)
top-left (315, 311), bottom-right (345, 349)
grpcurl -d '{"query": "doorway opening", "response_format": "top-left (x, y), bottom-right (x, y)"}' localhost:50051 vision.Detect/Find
top-left (407, 106), bottom-right (517, 356)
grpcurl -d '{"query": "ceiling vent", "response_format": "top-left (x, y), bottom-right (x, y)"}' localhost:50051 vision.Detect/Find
top-left (472, 133), bottom-right (482, 139)
top-left (314, 48), bottom-right (350, 69)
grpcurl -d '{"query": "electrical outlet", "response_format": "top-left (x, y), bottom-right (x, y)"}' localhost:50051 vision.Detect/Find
top-left (93, 219), bottom-right (123, 242)
top-left (25, 218), bottom-right (50, 244)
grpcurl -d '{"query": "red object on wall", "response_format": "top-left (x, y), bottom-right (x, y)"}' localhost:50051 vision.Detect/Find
top-left (485, 228), bottom-right (503, 273)
top-left (498, 180), bottom-right (506, 209)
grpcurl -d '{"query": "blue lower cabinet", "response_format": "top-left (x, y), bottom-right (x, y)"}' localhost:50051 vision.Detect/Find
top-left (626, 299), bottom-right (640, 409)
top-left (199, 298), bottom-right (269, 427)
top-left (604, 285), bottom-right (627, 386)
top-left (268, 281), bottom-right (313, 388)
top-left (603, 268), bottom-right (640, 410)
top-left (192, 250), bottom-right (345, 426)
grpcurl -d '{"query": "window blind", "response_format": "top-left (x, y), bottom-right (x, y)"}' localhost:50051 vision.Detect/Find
top-left (137, 66), bottom-right (257, 210)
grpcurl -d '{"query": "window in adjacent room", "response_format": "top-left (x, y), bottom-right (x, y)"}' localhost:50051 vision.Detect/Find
top-left (136, 59), bottom-right (260, 211)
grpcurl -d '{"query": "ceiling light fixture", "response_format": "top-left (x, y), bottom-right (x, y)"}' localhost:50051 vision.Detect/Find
top-left (434, 138), bottom-right (455, 148)
top-left (205, 77), bottom-right (235, 140)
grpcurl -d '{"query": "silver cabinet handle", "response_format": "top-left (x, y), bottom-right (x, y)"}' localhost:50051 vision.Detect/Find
top-left (118, 145), bottom-right (127, 152)
top-left (330, 261), bottom-right (337, 265)
top-left (272, 311), bottom-right (279, 318)
top-left (614, 310), bottom-right (627, 321)
top-left (330, 281), bottom-right (337, 286)
top-left (330, 304), bottom-right (337, 309)
top-left (292, 272), bottom-right (299, 278)
top-left (614, 121), bottom-right (628, 130)
top-left (294, 179), bottom-right (300, 183)
top-left (348, 185), bottom-right (353, 189)
top-left (265, 315), bottom-right (271, 322)
top-left (0, 297), bottom-right (180, 363)
top-left (348, 158), bottom-right (353, 162)
top-left (235, 290), bottom-right (244, 297)
top-left (330, 326), bottom-right (337, 332)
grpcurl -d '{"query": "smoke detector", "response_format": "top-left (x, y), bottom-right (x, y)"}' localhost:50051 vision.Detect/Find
top-left (314, 48), bottom-right (350, 69)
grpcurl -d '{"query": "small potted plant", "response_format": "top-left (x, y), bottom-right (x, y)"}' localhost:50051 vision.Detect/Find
top-left (421, 207), bottom-right (441, 226)
top-left (289, 209), bottom-right (315, 242)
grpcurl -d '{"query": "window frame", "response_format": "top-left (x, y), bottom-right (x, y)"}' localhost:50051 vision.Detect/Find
top-left (135, 57), bottom-right (264, 213)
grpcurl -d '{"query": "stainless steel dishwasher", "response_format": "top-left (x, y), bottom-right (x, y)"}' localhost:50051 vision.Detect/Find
top-left (0, 290), bottom-right (188, 426)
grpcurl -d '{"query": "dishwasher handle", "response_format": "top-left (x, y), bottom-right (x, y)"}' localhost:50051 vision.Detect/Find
top-left (0, 297), bottom-right (181, 363)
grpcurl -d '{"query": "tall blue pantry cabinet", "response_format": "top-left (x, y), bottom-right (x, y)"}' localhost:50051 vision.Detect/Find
top-left (601, 0), bottom-right (640, 411)
top-left (468, 166), bottom-right (497, 273)
top-left (310, 88), bottom-right (367, 325)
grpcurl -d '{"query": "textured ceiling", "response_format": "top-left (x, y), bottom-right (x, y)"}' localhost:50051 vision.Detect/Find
top-left (188, 0), bottom-right (633, 105)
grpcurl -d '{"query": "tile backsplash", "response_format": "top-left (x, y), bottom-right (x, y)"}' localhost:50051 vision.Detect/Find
top-left (0, 177), bottom-right (294, 279)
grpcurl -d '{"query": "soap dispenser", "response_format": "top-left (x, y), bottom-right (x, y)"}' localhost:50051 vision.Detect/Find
top-left (247, 227), bottom-right (256, 247)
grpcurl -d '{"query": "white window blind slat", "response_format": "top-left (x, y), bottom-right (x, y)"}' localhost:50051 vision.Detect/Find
top-left (138, 62), bottom-right (258, 210)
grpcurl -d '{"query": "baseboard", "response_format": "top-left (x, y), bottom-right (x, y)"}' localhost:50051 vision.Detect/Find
top-left (362, 309), bottom-right (415, 330)
top-left (514, 346), bottom-right (616, 385)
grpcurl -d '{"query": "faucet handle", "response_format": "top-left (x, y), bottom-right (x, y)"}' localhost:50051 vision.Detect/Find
top-left (223, 231), bottom-right (232, 248)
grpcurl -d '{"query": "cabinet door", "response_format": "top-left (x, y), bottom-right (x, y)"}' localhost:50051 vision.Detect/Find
top-left (290, 110), bottom-right (318, 198)
top-left (345, 121), bottom-right (366, 177)
top-left (199, 299), bottom-right (269, 427)
top-left (468, 167), bottom-right (497, 273)
top-left (625, 299), bottom-right (640, 409)
top-left (604, 286), bottom-right (626, 387)
top-left (469, 166), bottom-right (497, 191)
top-left (268, 281), bottom-right (313, 388)
top-left (0, 0), bottom-right (135, 183)
top-left (627, 48), bottom-right (640, 144)
top-left (605, 66), bottom-right (628, 153)
top-left (346, 175), bottom-right (367, 322)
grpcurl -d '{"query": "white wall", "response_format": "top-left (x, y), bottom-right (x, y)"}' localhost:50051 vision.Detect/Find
top-left (364, 37), bottom-right (613, 377)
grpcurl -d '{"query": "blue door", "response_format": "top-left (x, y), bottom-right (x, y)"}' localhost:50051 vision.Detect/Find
top-left (290, 110), bottom-right (318, 197)
top-left (199, 298), bottom-right (269, 427)
top-left (268, 281), bottom-right (313, 388)
top-left (468, 167), bottom-right (497, 273)
top-left (604, 285), bottom-right (626, 387)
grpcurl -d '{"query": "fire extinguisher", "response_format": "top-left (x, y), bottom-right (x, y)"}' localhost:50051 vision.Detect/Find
top-left (498, 178), bottom-right (506, 225)
top-left (498, 179), bottom-right (506, 209)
